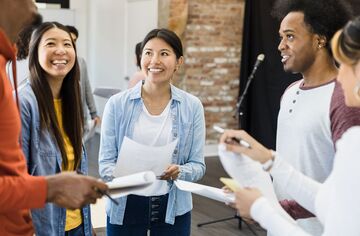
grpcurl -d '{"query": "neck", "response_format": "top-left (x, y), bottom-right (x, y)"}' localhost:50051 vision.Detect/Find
top-left (142, 81), bottom-right (171, 100)
top-left (141, 82), bottom-right (171, 115)
top-left (302, 54), bottom-right (338, 87)
top-left (47, 76), bottom-right (64, 99)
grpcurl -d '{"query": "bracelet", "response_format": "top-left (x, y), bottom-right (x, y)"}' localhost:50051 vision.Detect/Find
top-left (262, 150), bottom-right (276, 171)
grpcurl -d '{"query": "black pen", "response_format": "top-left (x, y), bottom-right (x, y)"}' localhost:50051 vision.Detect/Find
top-left (76, 170), bottom-right (119, 205)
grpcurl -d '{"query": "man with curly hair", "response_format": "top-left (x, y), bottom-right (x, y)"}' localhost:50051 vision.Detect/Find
top-left (271, 0), bottom-right (360, 234)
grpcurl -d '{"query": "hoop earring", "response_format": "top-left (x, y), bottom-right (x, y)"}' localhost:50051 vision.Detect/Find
top-left (354, 82), bottom-right (360, 101)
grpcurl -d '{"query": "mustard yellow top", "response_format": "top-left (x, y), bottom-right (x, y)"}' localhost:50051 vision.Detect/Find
top-left (54, 99), bottom-right (82, 231)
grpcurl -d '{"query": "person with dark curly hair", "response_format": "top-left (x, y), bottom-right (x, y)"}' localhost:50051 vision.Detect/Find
top-left (221, 15), bottom-right (360, 236)
top-left (270, 0), bottom-right (360, 234)
top-left (222, 0), bottom-right (360, 235)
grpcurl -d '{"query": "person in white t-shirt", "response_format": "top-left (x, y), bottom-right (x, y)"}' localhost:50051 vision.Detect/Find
top-left (220, 16), bottom-right (360, 236)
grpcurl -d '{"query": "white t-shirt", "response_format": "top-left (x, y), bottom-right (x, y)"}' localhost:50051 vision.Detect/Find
top-left (132, 101), bottom-right (172, 195)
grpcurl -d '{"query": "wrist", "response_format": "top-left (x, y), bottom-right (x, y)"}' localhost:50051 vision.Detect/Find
top-left (262, 150), bottom-right (276, 171)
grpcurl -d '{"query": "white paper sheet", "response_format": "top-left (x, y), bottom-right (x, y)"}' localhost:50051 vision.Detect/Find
top-left (218, 144), bottom-right (295, 223)
top-left (112, 137), bottom-right (178, 196)
top-left (175, 180), bottom-right (235, 203)
top-left (107, 171), bottom-right (156, 198)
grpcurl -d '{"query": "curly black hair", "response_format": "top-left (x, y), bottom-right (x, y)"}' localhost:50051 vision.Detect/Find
top-left (272, 0), bottom-right (353, 54)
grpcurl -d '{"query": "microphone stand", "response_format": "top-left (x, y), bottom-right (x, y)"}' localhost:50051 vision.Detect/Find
top-left (235, 55), bottom-right (265, 127)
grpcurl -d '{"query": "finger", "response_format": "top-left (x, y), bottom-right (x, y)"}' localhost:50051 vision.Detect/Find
top-left (225, 143), bottom-right (251, 156)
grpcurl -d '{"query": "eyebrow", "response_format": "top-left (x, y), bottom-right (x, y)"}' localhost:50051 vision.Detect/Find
top-left (44, 38), bottom-right (72, 42)
top-left (280, 29), bottom-right (295, 34)
top-left (143, 48), bottom-right (172, 52)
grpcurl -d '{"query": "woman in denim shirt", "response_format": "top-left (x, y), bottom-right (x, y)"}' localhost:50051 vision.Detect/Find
top-left (19, 22), bottom-right (93, 236)
top-left (99, 28), bottom-right (206, 236)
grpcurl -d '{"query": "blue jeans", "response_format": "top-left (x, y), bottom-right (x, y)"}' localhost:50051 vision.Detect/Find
top-left (65, 224), bottom-right (85, 236)
top-left (107, 194), bottom-right (191, 236)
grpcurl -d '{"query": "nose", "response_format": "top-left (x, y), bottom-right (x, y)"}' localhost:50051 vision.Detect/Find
top-left (278, 39), bottom-right (286, 52)
top-left (150, 53), bottom-right (160, 64)
top-left (54, 45), bottom-right (66, 55)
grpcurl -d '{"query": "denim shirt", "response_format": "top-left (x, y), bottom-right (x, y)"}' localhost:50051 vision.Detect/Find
top-left (18, 82), bottom-right (92, 236)
top-left (99, 82), bottom-right (206, 225)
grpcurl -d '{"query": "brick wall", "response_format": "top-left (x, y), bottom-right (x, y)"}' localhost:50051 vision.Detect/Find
top-left (167, 0), bottom-right (245, 144)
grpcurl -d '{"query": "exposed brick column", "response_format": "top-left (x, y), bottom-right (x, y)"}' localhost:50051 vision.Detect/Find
top-left (167, 0), bottom-right (245, 143)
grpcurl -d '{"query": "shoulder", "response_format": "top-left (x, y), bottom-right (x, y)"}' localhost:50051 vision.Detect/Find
top-left (172, 85), bottom-right (203, 108)
top-left (18, 81), bottom-right (36, 105)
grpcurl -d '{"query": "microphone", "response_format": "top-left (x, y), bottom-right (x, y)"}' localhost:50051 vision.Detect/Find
top-left (235, 54), bottom-right (265, 121)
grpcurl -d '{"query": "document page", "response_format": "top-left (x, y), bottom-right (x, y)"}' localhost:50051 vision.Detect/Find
top-left (175, 180), bottom-right (234, 203)
top-left (107, 171), bottom-right (156, 198)
top-left (112, 137), bottom-right (178, 196)
top-left (218, 144), bottom-right (295, 223)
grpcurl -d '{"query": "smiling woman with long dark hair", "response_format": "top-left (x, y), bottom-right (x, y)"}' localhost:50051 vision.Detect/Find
top-left (18, 21), bottom-right (92, 236)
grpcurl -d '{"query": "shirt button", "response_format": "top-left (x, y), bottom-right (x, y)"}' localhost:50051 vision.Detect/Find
top-left (289, 109), bottom-right (293, 113)
top-left (174, 149), bottom-right (178, 154)
top-left (292, 100), bottom-right (296, 103)
top-left (174, 133), bottom-right (177, 137)
top-left (296, 91), bottom-right (300, 95)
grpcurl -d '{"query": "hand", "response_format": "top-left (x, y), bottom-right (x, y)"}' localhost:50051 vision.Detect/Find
top-left (159, 164), bottom-right (180, 180)
top-left (222, 186), bottom-right (236, 208)
top-left (93, 116), bottom-right (101, 126)
top-left (235, 187), bottom-right (262, 219)
top-left (219, 129), bottom-right (272, 164)
top-left (45, 172), bottom-right (108, 210)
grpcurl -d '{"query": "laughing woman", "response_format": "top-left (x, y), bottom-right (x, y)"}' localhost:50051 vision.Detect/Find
top-left (18, 22), bottom-right (92, 236)
top-left (99, 28), bottom-right (206, 236)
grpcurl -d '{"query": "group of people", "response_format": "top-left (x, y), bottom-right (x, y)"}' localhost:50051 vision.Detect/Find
top-left (1, 0), bottom-right (360, 236)
top-left (221, 0), bottom-right (360, 235)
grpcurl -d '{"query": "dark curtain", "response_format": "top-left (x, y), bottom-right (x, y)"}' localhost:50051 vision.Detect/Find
top-left (238, 0), bottom-right (299, 149)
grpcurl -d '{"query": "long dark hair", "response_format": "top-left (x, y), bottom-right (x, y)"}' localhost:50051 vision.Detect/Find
top-left (28, 22), bottom-right (83, 170)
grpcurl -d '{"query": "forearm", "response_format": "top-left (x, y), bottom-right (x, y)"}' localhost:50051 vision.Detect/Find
top-left (178, 161), bottom-right (205, 182)
top-left (0, 175), bottom-right (46, 213)
top-left (251, 197), bottom-right (311, 236)
top-left (270, 155), bottom-right (320, 215)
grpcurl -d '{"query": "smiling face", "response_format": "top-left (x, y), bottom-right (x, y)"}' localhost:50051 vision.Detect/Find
top-left (141, 37), bottom-right (183, 85)
top-left (38, 28), bottom-right (76, 81)
top-left (278, 12), bottom-right (320, 74)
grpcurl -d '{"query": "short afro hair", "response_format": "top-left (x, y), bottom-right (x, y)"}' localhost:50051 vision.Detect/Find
top-left (272, 0), bottom-right (353, 55)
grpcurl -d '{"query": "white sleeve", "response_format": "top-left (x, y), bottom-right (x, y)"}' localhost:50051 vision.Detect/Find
top-left (251, 197), bottom-right (311, 236)
top-left (270, 154), bottom-right (321, 214)
top-left (321, 128), bottom-right (360, 235)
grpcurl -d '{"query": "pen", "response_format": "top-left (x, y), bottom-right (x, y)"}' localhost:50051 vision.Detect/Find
top-left (76, 170), bottom-right (119, 205)
top-left (213, 125), bottom-right (251, 148)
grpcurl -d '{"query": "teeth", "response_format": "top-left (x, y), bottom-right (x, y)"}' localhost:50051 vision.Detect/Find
top-left (52, 60), bottom-right (67, 65)
top-left (148, 68), bottom-right (163, 72)
top-left (281, 55), bottom-right (289, 63)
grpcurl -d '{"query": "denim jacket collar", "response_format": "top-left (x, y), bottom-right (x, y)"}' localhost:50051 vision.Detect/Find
top-left (129, 81), bottom-right (184, 104)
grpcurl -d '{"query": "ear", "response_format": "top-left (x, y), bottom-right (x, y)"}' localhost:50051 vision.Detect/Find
top-left (317, 35), bottom-right (327, 49)
top-left (174, 56), bottom-right (184, 72)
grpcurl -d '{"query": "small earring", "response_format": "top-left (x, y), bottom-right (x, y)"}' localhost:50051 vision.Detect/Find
top-left (354, 82), bottom-right (360, 101)
top-left (318, 44), bottom-right (323, 49)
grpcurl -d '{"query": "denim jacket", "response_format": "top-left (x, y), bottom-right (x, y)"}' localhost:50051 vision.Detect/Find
top-left (99, 81), bottom-right (206, 225)
top-left (18, 81), bottom-right (92, 236)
